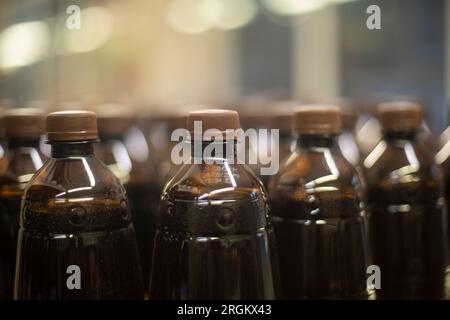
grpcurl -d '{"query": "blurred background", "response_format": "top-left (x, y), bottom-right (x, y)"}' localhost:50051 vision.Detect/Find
top-left (0, 0), bottom-right (447, 133)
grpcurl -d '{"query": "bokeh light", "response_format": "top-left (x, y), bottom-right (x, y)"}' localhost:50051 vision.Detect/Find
top-left (261, 0), bottom-right (329, 16)
top-left (0, 21), bottom-right (50, 70)
top-left (215, 0), bottom-right (258, 30)
top-left (62, 6), bottom-right (114, 54)
top-left (166, 0), bottom-right (223, 34)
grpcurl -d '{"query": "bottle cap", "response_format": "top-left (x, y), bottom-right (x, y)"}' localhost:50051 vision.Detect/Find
top-left (187, 109), bottom-right (240, 140)
top-left (47, 110), bottom-right (98, 142)
top-left (96, 108), bottom-right (133, 137)
top-left (293, 105), bottom-right (341, 134)
top-left (377, 101), bottom-right (422, 132)
top-left (3, 108), bottom-right (45, 138)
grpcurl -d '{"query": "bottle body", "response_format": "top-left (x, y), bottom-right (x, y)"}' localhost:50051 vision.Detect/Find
top-left (14, 143), bottom-right (144, 299)
top-left (364, 132), bottom-right (449, 299)
top-left (269, 135), bottom-right (371, 299)
top-left (0, 140), bottom-right (45, 300)
top-left (150, 150), bottom-right (278, 300)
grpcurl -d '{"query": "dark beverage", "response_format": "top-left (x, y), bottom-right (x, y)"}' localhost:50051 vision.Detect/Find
top-left (363, 101), bottom-right (448, 299)
top-left (0, 108), bottom-right (46, 300)
top-left (150, 109), bottom-right (278, 299)
top-left (269, 105), bottom-right (371, 299)
top-left (14, 110), bottom-right (143, 300)
top-left (96, 110), bottom-right (155, 294)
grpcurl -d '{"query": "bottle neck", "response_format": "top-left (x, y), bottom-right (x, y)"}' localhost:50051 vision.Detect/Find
top-left (383, 130), bottom-right (417, 142)
top-left (8, 137), bottom-right (41, 149)
top-left (190, 140), bottom-right (238, 162)
top-left (51, 141), bottom-right (96, 158)
top-left (295, 134), bottom-right (337, 149)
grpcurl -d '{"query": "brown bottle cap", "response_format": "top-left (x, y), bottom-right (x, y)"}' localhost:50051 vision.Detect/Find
top-left (47, 110), bottom-right (98, 142)
top-left (187, 109), bottom-right (240, 140)
top-left (293, 105), bottom-right (341, 134)
top-left (377, 101), bottom-right (422, 132)
top-left (3, 108), bottom-right (45, 138)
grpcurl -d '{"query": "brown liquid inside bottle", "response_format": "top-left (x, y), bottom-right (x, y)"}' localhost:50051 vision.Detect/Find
top-left (363, 102), bottom-right (448, 299)
top-left (269, 105), bottom-right (371, 299)
top-left (438, 137), bottom-right (450, 278)
top-left (14, 111), bottom-right (143, 299)
top-left (96, 113), bottom-right (155, 294)
top-left (0, 109), bottom-right (46, 300)
top-left (149, 109), bottom-right (279, 299)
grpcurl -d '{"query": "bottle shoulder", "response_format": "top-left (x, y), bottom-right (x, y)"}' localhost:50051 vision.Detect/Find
top-left (162, 161), bottom-right (266, 202)
top-left (3, 147), bottom-right (46, 176)
top-left (0, 147), bottom-right (46, 191)
top-left (363, 140), bottom-right (443, 187)
top-left (270, 148), bottom-right (360, 193)
top-left (24, 155), bottom-right (127, 202)
top-left (21, 155), bottom-right (131, 232)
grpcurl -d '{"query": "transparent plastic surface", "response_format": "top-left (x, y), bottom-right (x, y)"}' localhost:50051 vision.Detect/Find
top-left (269, 135), bottom-right (371, 299)
top-left (96, 135), bottom-right (156, 292)
top-left (149, 142), bottom-right (279, 299)
top-left (364, 131), bottom-right (448, 299)
top-left (14, 143), bottom-right (143, 299)
top-left (0, 139), bottom-right (45, 300)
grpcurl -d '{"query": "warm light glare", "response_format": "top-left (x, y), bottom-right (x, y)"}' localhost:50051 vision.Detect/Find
top-left (215, 0), bottom-right (258, 30)
top-left (166, 0), bottom-right (223, 34)
top-left (63, 7), bottom-right (114, 54)
top-left (332, 0), bottom-right (360, 3)
top-left (262, 0), bottom-right (329, 16)
top-left (0, 21), bottom-right (50, 70)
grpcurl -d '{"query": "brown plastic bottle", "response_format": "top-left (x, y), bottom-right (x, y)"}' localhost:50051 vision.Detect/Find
top-left (269, 105), bottom-right (371, 299)
top-left (437, 130), bottom-right (450, 272)
top-left (150, 109), bottom-right (279, 299)
top-left (363, 101), bottom-right (448, 299)
top-left (149, 114), bottom-right (187, 191)
top-left (14, 110), bottom-right (144, 300)
top-left (338, 105), bottom-right (361, 167)
top-left (96, 112), bottom-right (155, 294)
top-left (0, 109), bottom-right (46, 300)
top-left (269, 112), bottom-right (294, 163)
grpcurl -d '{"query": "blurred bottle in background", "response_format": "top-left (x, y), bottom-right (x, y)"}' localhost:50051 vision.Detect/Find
top-left (144, 113), bottom-right (187, 192)
top-left (363, 101), bottom-right (448, 299)
top-left (338, 104), bottom-right (362, 167)
top-left (0, 114), bottom-right (7, 173)
top-left (239, 100), bottom-right (297, 187)
top-left (150, 109), bottom-right (278, 299)
top-left (0, 108), bottom-right (46, 300)
top-left (15, 111), bottom-right (143, 299)
top-left (95, 108), bottom-right (155, 294)
top-left (434, 118), bottom-right (450, 282)
top-left (266, 100), bottom-right (297, 174)
top-left (269, 105), bottom-right (371, 299)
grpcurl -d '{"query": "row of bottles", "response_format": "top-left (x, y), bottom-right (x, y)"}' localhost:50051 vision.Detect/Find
top-left (0, 101), bottom-right (449, 299)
